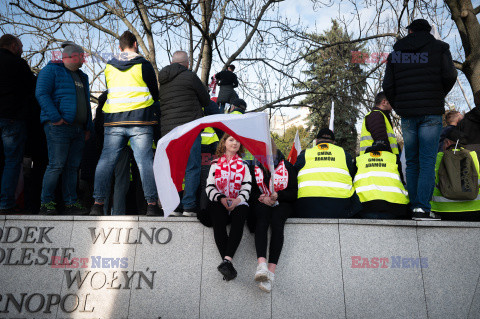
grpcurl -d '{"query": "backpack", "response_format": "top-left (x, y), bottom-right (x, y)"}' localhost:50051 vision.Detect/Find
top-left (438, 148), bottom-right (479, 200)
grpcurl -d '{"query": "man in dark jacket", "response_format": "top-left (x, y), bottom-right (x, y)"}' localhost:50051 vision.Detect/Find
top-left (294, 128), bottom-right (361, 218)
top-left (382, 19), bottom-right (458, 220)
top-left (36, 41), bottom-right (94, 215)
top-left (0, 34), bottom-right (36, 213)
top-left (215, 64), bottom-right (239, 112)
top-left (158, 50), bottom-right (210, 216)
top-left (359, 91), bottom-right (399, 155)
top-left (90, 31), bottom-right (160, 217)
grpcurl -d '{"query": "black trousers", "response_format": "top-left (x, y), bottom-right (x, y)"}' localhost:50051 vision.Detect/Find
top-left (210, 201), bottom-right (248, 259)
top-left (253, 202), bottom-right (292, 264)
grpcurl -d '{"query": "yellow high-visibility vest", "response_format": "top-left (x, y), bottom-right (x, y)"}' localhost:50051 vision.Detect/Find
top-left (431, 149), bottom-right (480, 212)
top-left (297, 143), bottom-right (354, 199)
top-left (354, 151), bottom-right (409, 204)
top-left (360, 110), bottom-right (399, 155)
top-left (103, 64), bottom-right (154, 113)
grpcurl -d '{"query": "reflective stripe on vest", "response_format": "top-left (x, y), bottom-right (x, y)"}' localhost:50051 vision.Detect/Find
top-left (430, 150), bottom-right (480, 212)
top-left (103, 64), bottom-right (154, 113)
top-left (359, 110), bottom-right (399, 155)
top-left (201, 127), bottom-right (219, 145)
top-left (354, 151), bottom-right (409, 204)
top-left (297, 143), bottom-right (354, 199)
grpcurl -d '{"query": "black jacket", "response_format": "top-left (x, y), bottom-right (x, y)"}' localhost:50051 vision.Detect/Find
top-left (0, 48), bottom-right (36, 120)
top-left (382, 31), bottom-right (457, 117)
top-left (457, 107), bottom-right (480, 145)
top-left (215, 70), bottom-right (238, 87)
top-left (158, 63), bottom-right (209, 136)
top-left (365, 107), bottom-right (394, 151)
top-left (104, 55), bottom-right (159, 126)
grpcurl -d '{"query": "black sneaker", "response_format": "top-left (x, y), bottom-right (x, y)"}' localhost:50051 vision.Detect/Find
top-left (40, 202), bottom-right (57, 215)
top-left (146, 204), bottom-right (162, 216)
top-left (412, 208), bottom-right (440, 221)
top-left (89, 203), bottom-right (104, 216)
top-left (217, 260), bottom-right (237, 281)
top-left (65, 202), bottom-right (89, 215)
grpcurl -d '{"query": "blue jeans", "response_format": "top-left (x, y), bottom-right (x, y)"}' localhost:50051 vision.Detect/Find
top-left (103, 147), bottom-right (130, 215)
top-left (401, 115), bottom-right (442, 212)
top-left (41, 123), bottom-right (85, 205)
top-left (94, 126), bottom-right (157, 203)
top-left (0, 119), bottom-right (26, 209)
top-left (181, 134), bottom-right (201, 210)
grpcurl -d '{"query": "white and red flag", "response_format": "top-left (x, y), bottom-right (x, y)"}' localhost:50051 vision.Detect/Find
top-left (153, 112), bottom-right (274, 216)
top-left (287, 129), bottom-right (302, 165)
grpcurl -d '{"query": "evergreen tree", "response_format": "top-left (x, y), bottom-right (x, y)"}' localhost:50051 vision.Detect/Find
top-left (297, 20), bottom-right (367, 155)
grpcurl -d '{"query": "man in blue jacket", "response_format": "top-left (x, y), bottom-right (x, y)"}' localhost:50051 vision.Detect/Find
top-left (36, 41), bottom-right (93, 215)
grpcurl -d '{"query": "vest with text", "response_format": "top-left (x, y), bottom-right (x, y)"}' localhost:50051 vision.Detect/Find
top-left (297, 143), bottom-right (354, 199)
top-left (354, 151), bottom-right (409, 204)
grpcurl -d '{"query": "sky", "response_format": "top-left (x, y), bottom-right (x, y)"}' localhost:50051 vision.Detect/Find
top-left (3, 0), bottom-right (479, 130)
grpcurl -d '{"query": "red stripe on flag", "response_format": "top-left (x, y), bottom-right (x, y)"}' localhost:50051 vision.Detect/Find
top-left (165, 122), bottom-right (269, 191)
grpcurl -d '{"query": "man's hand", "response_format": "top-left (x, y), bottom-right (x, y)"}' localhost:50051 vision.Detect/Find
top-left (85, 131), bottom-right (91, 141)
top-left (52, 119), bottom-right (66, 125)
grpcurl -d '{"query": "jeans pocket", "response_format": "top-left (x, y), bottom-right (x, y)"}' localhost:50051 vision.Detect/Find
top-left (424, 115), bottom-right (442, 126)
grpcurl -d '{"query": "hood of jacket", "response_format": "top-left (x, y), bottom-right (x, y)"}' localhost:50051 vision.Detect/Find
top-left (107, 54), bottom-right (149, 71)
top-left (464, 106), bottom-right (480, 124)
top-left (158, 63), bottom-right (188, 85)
top-left (393, 31), bottom-right (435, 52)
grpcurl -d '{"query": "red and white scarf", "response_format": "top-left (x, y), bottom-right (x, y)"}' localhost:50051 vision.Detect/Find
top-left (215, 154), bottom-right (246, 198)
top-left (254, 160), bottom-right (288, 196)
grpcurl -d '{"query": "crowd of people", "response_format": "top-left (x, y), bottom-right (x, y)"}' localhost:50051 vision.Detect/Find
top-left (1, 18), bottom-right (480, 292)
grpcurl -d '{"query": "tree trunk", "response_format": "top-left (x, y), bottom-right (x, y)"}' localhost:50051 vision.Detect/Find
top-left (445, 0), bottom-right (480, 98)
top-left (200, 0), bottom-right (213, 85)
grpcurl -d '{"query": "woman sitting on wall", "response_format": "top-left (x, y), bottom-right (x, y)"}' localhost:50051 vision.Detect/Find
top-left (205, 134), bottom-right (252, 281)
top-left (251, 140), bottom-right (297, 292)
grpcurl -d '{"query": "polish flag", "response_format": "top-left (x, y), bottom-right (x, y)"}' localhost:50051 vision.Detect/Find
top-left (153, 112), bottom-right (274, 216)
top-left (287, 130), bottom-right (302, 165)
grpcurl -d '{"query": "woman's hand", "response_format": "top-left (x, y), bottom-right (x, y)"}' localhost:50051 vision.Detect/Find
top-left (220, 197), bottom-right (230, 210)
top-left (226, 197), bottom-right (241, 211)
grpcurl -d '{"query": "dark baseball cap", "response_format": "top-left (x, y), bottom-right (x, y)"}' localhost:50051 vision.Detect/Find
top-left (406, 19), bottom-right (432, 32)
top-left (316, 128), bottom-right (335, 141)
top-left (231, 98), bottom-right (247, 110)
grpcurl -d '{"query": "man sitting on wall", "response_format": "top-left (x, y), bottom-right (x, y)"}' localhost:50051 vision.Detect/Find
top-left (430, 130), bottom-right (480, 221)
top-left (294, 128), bottom-right (361, 218)
top-left (354, 140), bottom-right (409, 219)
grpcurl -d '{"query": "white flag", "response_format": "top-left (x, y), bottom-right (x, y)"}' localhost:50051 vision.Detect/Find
top-left (329, 101), bottom-right (334, 131)
top-left (153, 113), bottom-right (274, 216)
top-left (430, 24), bottom-right (441, 40)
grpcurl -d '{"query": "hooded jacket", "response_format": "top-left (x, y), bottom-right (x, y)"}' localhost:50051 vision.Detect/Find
top-left (457, 107), bottom-right (480, 144)
top-left (0, 48), bottom-right (36, 120)
top-left (36, 61), bottom-right (93, 132)
top-left (103, 54), bottom-right (159, 126)
top-left (158, 63), bottom-right (209, 136)
top-left (382, 31), bottom-right (457, 117)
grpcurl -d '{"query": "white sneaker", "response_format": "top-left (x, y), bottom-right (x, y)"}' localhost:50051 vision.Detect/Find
top-left (183, 211), bottom-right (197, 217)
top-left (259, 271), bottom-right (274, 293)
top-left (429, 212), bottom-right (441, 220)
top-left (254, 262), bottom-right (269, 282)
top-left (169, 211), bottom-right (182, 217)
